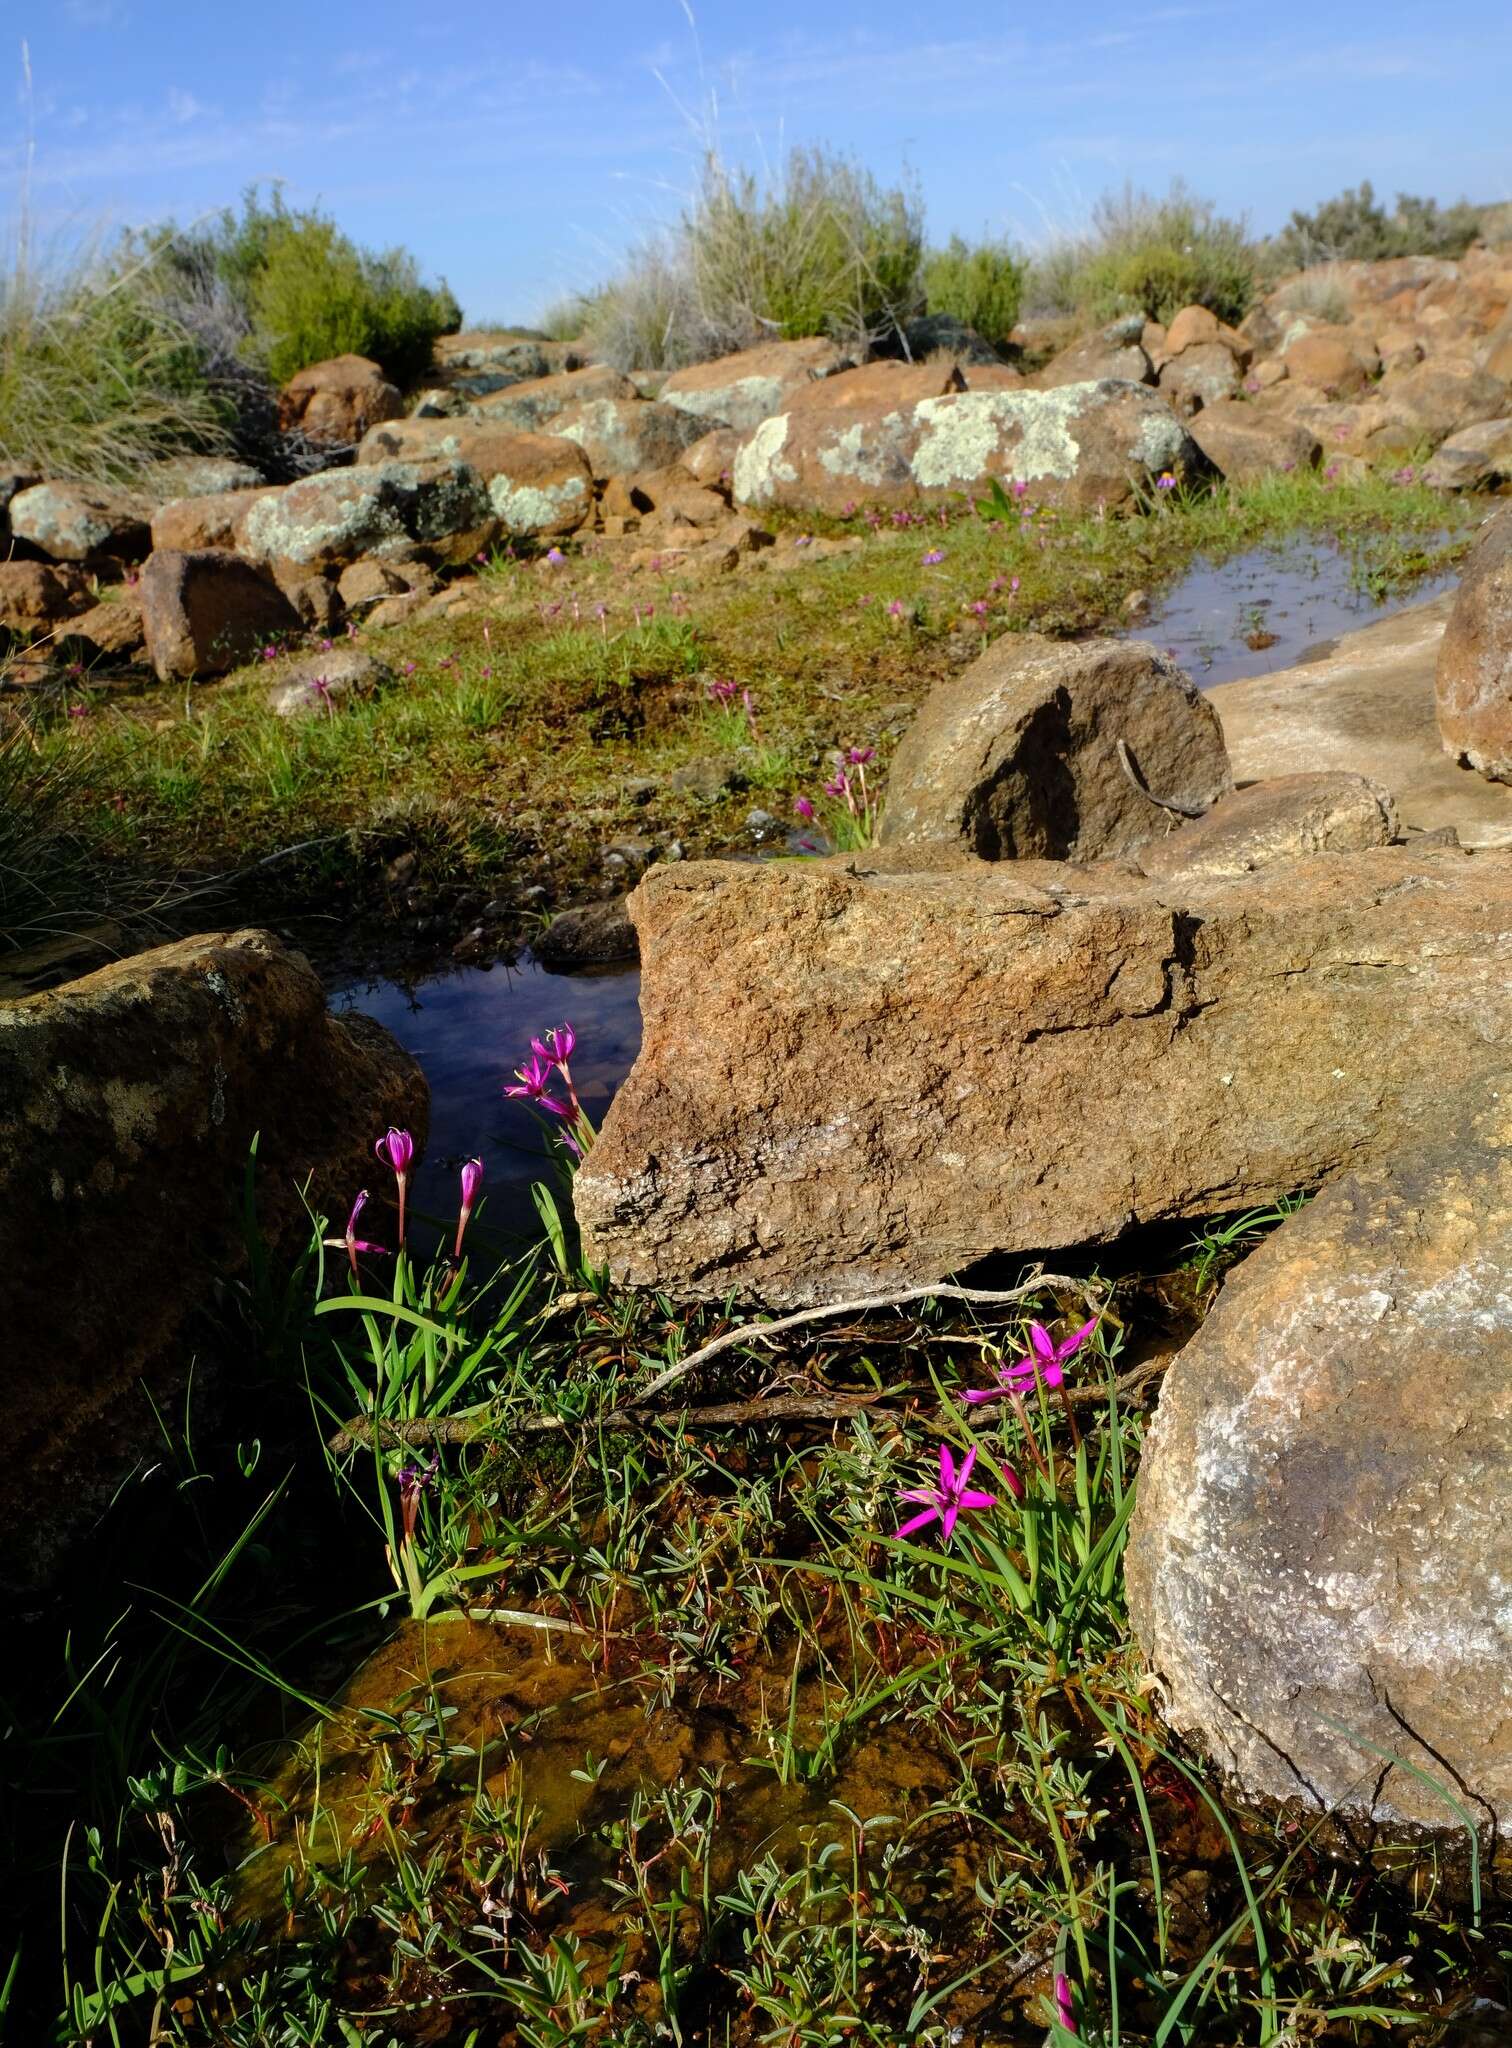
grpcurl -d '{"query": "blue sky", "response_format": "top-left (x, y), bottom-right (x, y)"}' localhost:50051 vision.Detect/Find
top-left (7, 1), bottom-right (1512, 322)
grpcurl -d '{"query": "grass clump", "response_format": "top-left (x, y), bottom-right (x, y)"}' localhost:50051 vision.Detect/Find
top-left (585, 146), bottom-right (925, 369)
top-left (0, 230), bottom-right (229, 486)
top-left (1026, 179), bottom-right (1255, 326)
top-left (922, 234), bottom-right (1025, 346)
top-left (1271, 180), bottom-right (1487, 269)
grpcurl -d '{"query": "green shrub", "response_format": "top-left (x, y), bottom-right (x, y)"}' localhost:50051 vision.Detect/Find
top-left (0, 236), bottom-right (228, 484)
top-left (1273, 181), bottom-right (1485, 268)
top-left (1025, 181), bottom-right (1255, 326)
top-left (922, 235), bottom-right (1025, 344)
top-left (244, 209), bottom-right (454, 386)
top-left (584, 147), bottom-right (925, 370)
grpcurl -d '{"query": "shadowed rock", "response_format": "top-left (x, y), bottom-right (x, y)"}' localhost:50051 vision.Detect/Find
top-left (139, 548), bottom-right (302, 682)
top-left (574, 846), bottom-right (1512, 1304)
top-left (1126, 1115), bottom-right (1512, 1865)
top-left (1437, 505), bottom-right (1512, 781)
top-left (878, 635), bottom-right (1232, 862)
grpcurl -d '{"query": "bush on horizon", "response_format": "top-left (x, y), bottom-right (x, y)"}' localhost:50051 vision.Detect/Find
top-left (1270, 180), bottom-right (1486, 270)
top-left (1025, 179), bottom-right (1255, 326)
top-left (922, 234), bottom-right (1025, 346)
top-left (584, 147), bottom-right (926, 370)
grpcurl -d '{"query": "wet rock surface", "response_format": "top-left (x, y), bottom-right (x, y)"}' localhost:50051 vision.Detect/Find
top-left (1126, 1114), bottom-right (1512, 1860)
top-left (576, 845), bottom-right (1512, 1305)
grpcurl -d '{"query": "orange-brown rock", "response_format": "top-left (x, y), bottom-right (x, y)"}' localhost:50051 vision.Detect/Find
top-left (1187, 399), bottom-right (1321, 480)
top-left (151, 486), bottom-right (282, 553)
top-left (355, 420), bottom-right (593, 536)
top-left (278, 353), bottom-right (404, 448)
top-left (1136, 772), bottom-right (1396, 881)
top-left (0, 560), bottom-right (90, 634)
top-left (139, 548), bottom-right (302, 682)
top-left (1282, 328), bottom-right (1379, 395)
top-left (573, 845), bottom-right (1512, 1304)
top-left (471, 363), bottom-right (637, 430)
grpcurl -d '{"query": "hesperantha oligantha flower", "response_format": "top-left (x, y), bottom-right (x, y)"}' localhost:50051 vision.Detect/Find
top-left (1054, 1973), bottom-right (1077, 2034)
top-left (793, 795), bottom-right (815, 821)
top-left (455, 1156), bottom-right (484, 1258)
top-left (895, 1443), bottom-right (1006, 1545)
top-left (374, 1128), bottom-right (415, 1246)
top-left (323, 1189), bottom-right (388, 1279)
top-left (504, 1054), bottom-right (569, 1118)
top-left (531, 1024), bottom-right (576, 1070)
top-left (964, 1316), bottom-right (1096, 1406)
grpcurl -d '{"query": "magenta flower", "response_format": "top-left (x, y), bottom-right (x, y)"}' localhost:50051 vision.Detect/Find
top-left (896, 1444), bottom-right (1004, 1545)
top-left (374, 1128), bottom-right (415, 1246)
top-left (1054, 1974), bottom-right (1077, 2035)
top-left (705, 677), bottom-right (739, 704)
top-left (323, 1189), bottom-right (388, 1279)
top-left (455, 1156), bottom-right (484, 1258)
top-left (504, 1054), bottom-right (570, 1118)
top-left (846, 745), bottom-right (875, 765)
top-left (921, 547), bottom-right (946, 565)
top-left (398, 1453), bottom-right (438, 1545)
top-left (965, 1317), bottom-right (1096, 1405)
top-left (531, 1023), bottom-right (577, 1069)
top-left (793, 795), bottom-right (816, 821)
top-left (1156, 472), bottom-right (1177, 492)
top-left (823, 771), bottom-right (848, 798)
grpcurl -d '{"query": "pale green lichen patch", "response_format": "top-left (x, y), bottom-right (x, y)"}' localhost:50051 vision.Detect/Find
top-left (1135, 405), bottom-right (1193, 471)
top-left (488, 472), bottom-right (588, 536)
top-left (733, 415), bottom-right (798, 504)
top-left (816, 412), bottom-right (911, 485)
top-left (666, 374), bottom-right (785, 429)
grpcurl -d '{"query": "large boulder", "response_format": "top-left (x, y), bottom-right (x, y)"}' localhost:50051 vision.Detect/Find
top-left (1137, 773), bottom-right (1397, 881)
top-left (549, 397), bottom-right (707, 480)
top-left (356, 420), bottom-right (593, 537)
top-left (278, 353), bottom-right (404, 449)
top-left (573, 845), bottom-right (1512, 1305)
top-left (734, 379), bottom-right (1206, 516)
top-left (1126, 1120), bottom-right (1512, 1864)
top-left (139, 548), bottom-right (303, 682)
top-left (470, 363), bottom-right (636, 430)
top-left (878, 636), bottom-right (1231, 862)
top-left (1188, 399), bottom-right (1321, 481)
top-left (1422, 417), bottom-right (1512, 492)
top-left (660, 338), bottom-right (854, 433)
top-left (8, 481), bottom-right (149, 563)
top-left (1281, 329), bottom-right (1379, 396)
top-left (233, 459), bottom-right (497, 571)
top-left (1157, 342), bottom-right (1241, 417)
top-left (1435, 507), bottom-right (1512, 780)
top-left (0, 929), bottom-right (426, 1587)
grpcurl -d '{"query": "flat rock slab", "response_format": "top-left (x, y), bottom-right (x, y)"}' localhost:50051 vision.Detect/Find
top-left (1208, 593), bottom-right (1512, 848)
top-left (1126, 1116), bottom-right (1512, 1857)
top-left (575, 847), bottom-right (1512, 1305)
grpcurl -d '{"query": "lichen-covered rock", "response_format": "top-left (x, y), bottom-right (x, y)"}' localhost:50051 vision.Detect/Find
top-left (1126, 1119), bottom-right (1512, 1864)
top-left (471, 363), bottom-right (636, 430)
top-left (660, 337), bottom-right (854, 432)
top-left (1034, 321), bottom-right (1153, 390)
top-left (278, 352), bottom-right (404, 448)
top-left (234, 459), bottom-right (497, 570)
top-left (0, 560), bottom-right (90, 634)
top-left (139, 548), bottom-right (302, 682)
top-left (8, 481), bottom-right (149, 562)
top-left (734, 378), bottom-right (1206, 516)
top-left (1436, 505), bottom-right (1512, 780)
top-left (355, 421), bottom-right (593, 537)
top-left (0, 929), bottom-right (426, 1587)
top-left (549, 397), bottom-right (708, 480)
top-left (878, 635), bottom-right (1232, 861)
top-left (1137, 773), bottom-right (1397, 880)
top-left (574, 844), bottom-right (1512, 1304)
top-left (1187, 399), bottom-right (1321, 480)
top-left (139, 456), bottom-right (266, 503)
top-left (680, 426), bottom-right (742, 487)
top-left (1157, 341), bottom-right (1241, 417)
top-left (151, 486), bottom-right (283, 554)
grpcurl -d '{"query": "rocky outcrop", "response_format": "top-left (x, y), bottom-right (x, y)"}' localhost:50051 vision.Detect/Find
top-left (1157, 342), bottom-right (1242, 417)
top-left (734, 378), bottom-right (1206, 516)
top-left (8, 481), bottom-right (149, 563)
top-left (877, 636), bottom-right (1231, 861)
top-left (356, 421), bottom-right (593, 536)
top-left (278, 353), bottom-right (404, 448)
top-left (1137, 773), bottom-right (1397, 881)
top-left (660, 337), bottom-right (854, 433)
top-left (1126, 1118), bottom-right (1512, 1863)
top-left (1436, 507), bottom-right (1512, 781)
top-left (233, 459), bottom-right (497, 570)
top-left (574, 846), bottom-right (1512, 1305)
top-left (470, 363), bottom-right (636, 430)
top-left (1034, 319), bottom-right (1152, 391)
top-left (139, 548), bottom-right (302, 682)
top-left (0, 930), bottom-right (426, 1587)
top-left (151, 485), bottom-right (282, 553)
top-left (550, 397), bottom-right (707, 480)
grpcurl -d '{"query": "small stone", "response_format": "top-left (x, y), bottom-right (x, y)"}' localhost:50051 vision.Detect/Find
top-left (266, 650), bottom-right (393, 719)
